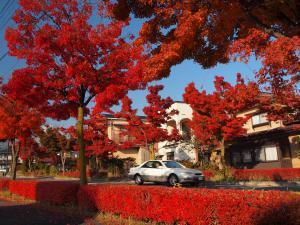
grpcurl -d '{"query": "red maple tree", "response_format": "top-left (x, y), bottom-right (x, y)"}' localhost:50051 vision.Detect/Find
top-left (113, 1), bottom-right (299, 121)
top-left (0, 80), bottom-right (44, 179)
top-left (112, 1), bottom-right (299, 82)
top-left (116, 85), bottom-right (180, 159)
top-left (229, 29), bottom-right (300, 121)
top-left (183, 74), bottom-right (260, 168)
top-left (18, 137), bottom-right (40, 173)
top-left (4, 0), bottom-right (146, 184)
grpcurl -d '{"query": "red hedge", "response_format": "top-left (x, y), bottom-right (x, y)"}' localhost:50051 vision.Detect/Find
top-left (3, 178), bottom-right (300, 224)
top-left (78, 185), bottom-right (300, 225)
top-left (8, 180), bottom-right (79, 205)
top-left (232, 168), bottom-right (300, 181)
top-left (203, 170), bottom-right (215, 180)
top-left (0, 178), bottom-right (9, 190)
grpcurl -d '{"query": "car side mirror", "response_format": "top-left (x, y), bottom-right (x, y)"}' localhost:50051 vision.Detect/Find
top-left (157, 166), bottom-right (164, 169)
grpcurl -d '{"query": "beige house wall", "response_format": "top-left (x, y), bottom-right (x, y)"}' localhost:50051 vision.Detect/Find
top-left (237, 109), bottom-right (283, 134)
top-left (289, 135), bottom-right (300, 168)
top-left (107, 118), bottom-right (150, 165)
top-left (233, 108), bottom-right (300, 169)
top-left (113, 147), bottom-right (150, 165)
top-left (108, 118), bottom-right (136, 160)
top-left (114, 149), bottom-right (138, 160)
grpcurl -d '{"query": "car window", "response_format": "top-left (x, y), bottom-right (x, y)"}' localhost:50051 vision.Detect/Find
top-left (142, 162), bottom-right (153, 168)
top-left (142, 161), bottom-right (163, 168)
top-left (163, 161), bottom-right (183, 168)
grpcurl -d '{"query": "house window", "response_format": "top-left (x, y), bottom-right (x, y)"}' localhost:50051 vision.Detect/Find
top-left (231, 152), bottom-right (241, 164)
top-left (254, 145), bottom-right (278, 162)
top-left (166, 152), bottom-right (175, 160)
top-left (265, 146), bottom-right (278, 161)
top-left (242, 150), bottom-right (252, 163)
top-left (252, 113), bottom-right (268, 126)
top-left (255, 148), bottom-right (266, 162)
top-left (181, 120), bottom-right (192, 140)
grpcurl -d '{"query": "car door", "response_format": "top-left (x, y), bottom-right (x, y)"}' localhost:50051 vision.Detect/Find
top-left (140, 161), bottom-right (165, 182)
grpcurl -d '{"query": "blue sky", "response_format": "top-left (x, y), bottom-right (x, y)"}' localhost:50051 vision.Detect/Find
top-left (0, 1), bottom-right (261, 127)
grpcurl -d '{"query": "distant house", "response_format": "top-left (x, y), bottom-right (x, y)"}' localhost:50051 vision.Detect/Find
top-left (104, 114), bottom-right (150, 165)
top-left (156, 102), bottom-right (300, 169)
top-left (156, 102), bottom-right (197, 162)
top-left (226, 109), bottom-right (300, 169)
top-left (0, 140), bottom-right (11, 174)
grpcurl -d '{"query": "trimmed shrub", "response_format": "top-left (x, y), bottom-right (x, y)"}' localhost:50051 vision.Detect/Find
top-left (0, 178), bottom-right (9, 190)
top-left (8, 180), bottom-right (79, 205)
top-left (78, 185), bottom-right (300, 225)
top-left (232, 168), bottom-right (300, 181)
top-left (203, 170), bottom-right (215, 180)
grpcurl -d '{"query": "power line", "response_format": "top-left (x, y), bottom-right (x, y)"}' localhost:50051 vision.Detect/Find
top-left (0, 0), bottom-right (17, 31)
top-left (0, 0), bottom-right (18, 63)
top-left (0, 0), bottom-right (10, 17)
top-left (0, 51), bottom-right (8, 62)
top-left (0, 0), bottom-right (15, 19)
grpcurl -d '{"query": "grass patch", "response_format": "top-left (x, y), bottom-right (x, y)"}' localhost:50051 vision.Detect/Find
top-left (0, 190), bottom-right (34, 204)
top-left (85, 213), bottom-right (166, 225)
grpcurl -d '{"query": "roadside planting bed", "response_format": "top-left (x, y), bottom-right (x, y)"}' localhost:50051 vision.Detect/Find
top-left (1, 178), bottom-right (299, 225)
top-left (203, 168), bottom-right (300, 181)
top-left (231, 168), bottom-right (300, 181)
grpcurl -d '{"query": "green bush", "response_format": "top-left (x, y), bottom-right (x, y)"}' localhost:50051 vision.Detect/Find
top-left (17, 162), bottom-right (27, 174)
top-left (103, 158), bottom-right (124, 178)
top-left (178, 160), bottom-right (194, 168)
top-left (49, 165), bottom-right (58, 176)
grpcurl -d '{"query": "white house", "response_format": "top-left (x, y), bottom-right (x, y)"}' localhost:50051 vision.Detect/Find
top-left (156, 102), bottom-right (197, 162)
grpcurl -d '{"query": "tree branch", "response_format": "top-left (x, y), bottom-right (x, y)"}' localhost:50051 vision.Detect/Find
top-left (84, 94), bottom-right (95, 106)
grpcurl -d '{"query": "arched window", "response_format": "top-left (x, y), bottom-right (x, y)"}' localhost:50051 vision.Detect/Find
top-left (167, 120), bottom-right (176, 134)
top-left (180, 119), bottom-right (191, 141)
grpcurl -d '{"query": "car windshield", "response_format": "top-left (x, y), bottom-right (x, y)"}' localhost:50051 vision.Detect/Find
top-left (163, 161), bottom-right (183, 168)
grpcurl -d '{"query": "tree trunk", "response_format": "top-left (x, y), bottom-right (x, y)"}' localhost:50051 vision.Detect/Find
top-left (219, 139), bottom-right (226, 172)
top-left (62, 160), bottom-right (65, 175)
top-left (10, 139), bottom-right (19, 180)
top-left (150, 144), bottom-right (155, 160)
top-left (194, 148), bottom-right (199, 162)
top-left (76, 106), bottom-right (87, 185)
top-left (28, 158), bottom-right (32, 172)
top-left (61, 152), bottom-right (65, 175)
top-left (95, 156), bottom-right (99, 170)
top-left (220, 139), bottom-right (225, 159)
top-left (28, 146), bottom-right (32, 172)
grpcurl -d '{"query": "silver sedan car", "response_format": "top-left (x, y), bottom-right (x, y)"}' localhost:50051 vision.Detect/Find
top-left (128, 160), bottom-right (205, 186)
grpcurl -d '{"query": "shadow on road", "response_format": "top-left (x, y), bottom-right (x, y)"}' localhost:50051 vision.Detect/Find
top-left (0, 200), bottom-right (86, 225)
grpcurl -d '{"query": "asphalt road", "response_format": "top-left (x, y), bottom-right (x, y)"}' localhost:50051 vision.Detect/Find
top-left (89, 179), bottom-right (300, 192)
top-left (11, 176), bottom-right (300, 192)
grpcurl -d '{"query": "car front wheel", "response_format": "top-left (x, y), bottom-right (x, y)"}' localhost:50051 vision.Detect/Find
top-left (134, 174), bottom-right (144, 185)
top-left (168, 174), bottom-right (179, 186)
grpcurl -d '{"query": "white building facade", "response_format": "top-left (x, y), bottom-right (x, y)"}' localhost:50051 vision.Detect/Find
top-left (156, 102), bottom-right (197, 162)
